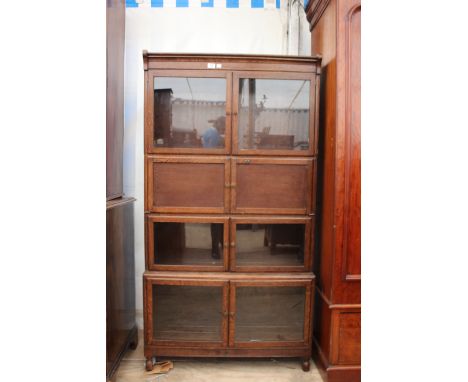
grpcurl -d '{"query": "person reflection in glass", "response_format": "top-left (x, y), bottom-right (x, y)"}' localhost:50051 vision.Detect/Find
top-left (202, 117), bottom-right (225, 259)
top-left (202, 116), bottom-right (225, 148)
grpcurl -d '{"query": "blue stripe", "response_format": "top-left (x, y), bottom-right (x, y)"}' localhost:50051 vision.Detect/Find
top-left (303, 0), bottom-right (309, 8)
top-left (126, 0), bottom-right (138, 7)
top-left (125, 0), bottom-right (282, 7)
top-left (226, 0), bottom-right (239, 8)
top-left (251, 0), bottom-right (263, 8)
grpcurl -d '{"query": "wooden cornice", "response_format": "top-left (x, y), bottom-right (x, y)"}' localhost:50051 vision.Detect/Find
top-left (305, 0), bottom-right (331, 30)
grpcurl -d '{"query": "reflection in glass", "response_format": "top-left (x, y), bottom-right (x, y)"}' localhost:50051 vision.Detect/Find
top-left (153, 77), bottom-right (226, 149)
top-left (154, 222), bottom-right (223, 266)
top-left (238, 78), bottom-right (310, 150)
top-left (152, 285), bottom-right (223, 341)
top-left (236, 224), bottom-right (305, 267)
top-left (235, 286), bottom-right (305, 342)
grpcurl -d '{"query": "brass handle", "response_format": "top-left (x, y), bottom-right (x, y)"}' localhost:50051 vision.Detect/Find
top-left (230, 242), bottom-right (235, 247)
top-left (243, 159), bottom-right (251, 164)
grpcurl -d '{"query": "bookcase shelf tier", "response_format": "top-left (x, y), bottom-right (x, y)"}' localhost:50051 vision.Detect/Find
top-left (143, 53), bottom-right (321, 372)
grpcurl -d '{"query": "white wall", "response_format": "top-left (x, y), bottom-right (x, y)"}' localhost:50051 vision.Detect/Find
top-left (123, 4), bottom-right (311, 328)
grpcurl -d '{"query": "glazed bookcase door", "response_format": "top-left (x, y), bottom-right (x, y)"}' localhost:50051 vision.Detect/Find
top-left (231, 157), bottom-right (315, 215)
top-left (229, 280), bottom-right (312, 348)
top-left (145, 278), bottom-right (229, 348)
top-left (230, 216), bottom-right (313, 272)
top-left (146, 215), bottom-right (229, 271)
top-left (232, 71), bottom-right (317, 156)
top-left (146, 156), bottom-right (230, 213)
top-left (145, 70), bottom-right (232, 155)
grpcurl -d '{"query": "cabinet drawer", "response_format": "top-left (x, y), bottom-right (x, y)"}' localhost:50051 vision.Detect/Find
top-left (146, 215), bottom-right (229, 271)
top-left (230, 216), bottom-right (313, 272)
top-left (231, 157), bottom-right (314, 215)
top-left (146, 156), bottom-right (230, 213)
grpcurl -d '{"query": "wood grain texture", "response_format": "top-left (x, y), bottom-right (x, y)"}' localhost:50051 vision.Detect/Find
top-left (106, 0), bottom-right (125, 200)
top-left (143, 53), bottom-right (320, 74)
top-left (307, 0), bottom-right (361, 380)
top-left (232, 157), bottom-right (314, 215)
top-left (147, 156), bottom-right (230, 213)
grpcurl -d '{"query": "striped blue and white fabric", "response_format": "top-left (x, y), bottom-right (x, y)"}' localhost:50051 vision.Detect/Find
top-left (126, 0), bottom-right (281, 9)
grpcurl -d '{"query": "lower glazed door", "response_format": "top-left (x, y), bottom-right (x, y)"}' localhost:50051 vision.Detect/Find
top-left (145, 278), bottom-right (229, 348)
top-left (229, 280), bottom-right (312, 348)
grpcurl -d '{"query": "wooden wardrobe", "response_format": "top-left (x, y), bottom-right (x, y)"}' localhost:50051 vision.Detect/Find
top-left (305, 1), bottom-right (361, 381)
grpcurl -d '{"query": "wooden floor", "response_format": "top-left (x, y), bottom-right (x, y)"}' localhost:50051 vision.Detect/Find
top-left (115, 331), bottom-right (324, 382)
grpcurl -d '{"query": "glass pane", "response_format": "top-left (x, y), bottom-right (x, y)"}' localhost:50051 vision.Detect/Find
top-left (154, 222), bottom-right (223, 266)
top-left (153, 77), bottom-right (226, 149)
top-left (235, 286), bottom-right (305, 342)
top-left (152, 285), bottom-right (223, 342)
top-left (238, 78), bottom-right (310, 151)
top-left (236, 224), bottom-right (305, 267)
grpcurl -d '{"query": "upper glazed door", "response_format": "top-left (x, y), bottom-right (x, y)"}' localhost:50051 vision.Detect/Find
top-left (146, 70), bottom-right (232, 154)
top-left (232, 71), bottom-right (317, 156)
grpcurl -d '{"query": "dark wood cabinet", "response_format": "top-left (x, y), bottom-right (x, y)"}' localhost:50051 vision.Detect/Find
top-left (106, 0), bottom-right (125, 200)
top-left (106, 1), bottom-right (138, 381)
top-left (143, 53), bottom-right (321, 372)
top-left (106, 198), bottom-right (138, 381)
top-left (305, 1), bottom-right (361, 381)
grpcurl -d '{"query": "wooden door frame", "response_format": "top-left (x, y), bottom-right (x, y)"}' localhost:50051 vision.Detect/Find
top-left (145, 214), bottom-right (229, 272)
top-left (230, 156), bottom-right (315, 215)
top-left (228, 279), bottom-right (313, 349)
top-left (145, 69), bottom-right (233, 155)
top-left (232, 71), bottom-right (317, 157)
top-left (229, 216), bottom-right (314, 272)
top-left (146, 155), bottom-right (231, 214)
top-left (144, 276), bottom-right (230, 349)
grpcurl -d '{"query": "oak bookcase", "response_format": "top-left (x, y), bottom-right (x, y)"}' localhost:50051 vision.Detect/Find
top-left (143, 53), bottom-right (321, 371)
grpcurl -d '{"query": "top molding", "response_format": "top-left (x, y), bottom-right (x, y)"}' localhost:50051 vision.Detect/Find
top-left (143, 52), bottom-right (322, 73)
top-left (304, 0), bottom-right (331, 30)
